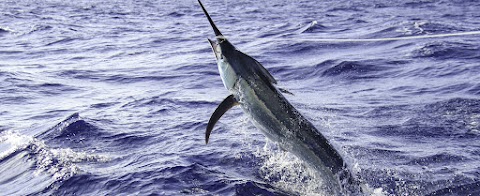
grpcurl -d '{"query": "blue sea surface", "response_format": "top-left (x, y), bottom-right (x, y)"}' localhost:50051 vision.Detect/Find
top-left (1, 0), bottom-right (480, 195)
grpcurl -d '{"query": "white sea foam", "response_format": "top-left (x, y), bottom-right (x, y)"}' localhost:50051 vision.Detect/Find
top-left (254, 140), bottom-right (327, 195)
top-left (0, 130), bottom-right (110, 182)
top-left (467, 114), bottom-right (480, 135)
top-left (0, 130), bottom-right (33, 160)
top-left (230, 116), bottom-right (326, 194)
top-left (0, 26), bottom-right (15, 33)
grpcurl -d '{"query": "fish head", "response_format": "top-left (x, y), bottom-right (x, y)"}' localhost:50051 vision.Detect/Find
top-left (200, 0), bottom-right (238, 91)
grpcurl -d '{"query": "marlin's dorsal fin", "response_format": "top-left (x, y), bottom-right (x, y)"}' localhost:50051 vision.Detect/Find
top-left (278, 88), bottom-right (295, 96)
top-left (253, 58), bottom-right (277, 85)
top-left (238, 51), bottom-right (277, 85)
top-left (206, 95), bottom-right (239, 144)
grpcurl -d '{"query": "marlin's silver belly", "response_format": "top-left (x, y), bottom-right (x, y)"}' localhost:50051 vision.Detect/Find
top-left (217, 59), bottom-right (237, 90)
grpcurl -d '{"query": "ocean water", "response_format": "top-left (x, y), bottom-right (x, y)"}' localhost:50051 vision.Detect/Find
top-left (1, 0), bottom-right (480, 195)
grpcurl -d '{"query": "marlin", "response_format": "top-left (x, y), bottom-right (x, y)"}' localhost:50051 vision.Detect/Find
top-left (199, 1), bottom-right (361, 194)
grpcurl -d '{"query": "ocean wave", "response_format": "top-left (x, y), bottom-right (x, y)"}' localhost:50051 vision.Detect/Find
top-left (0, 129), bottom-right (110, 195)
top-left (0, 26), bottom-right (14, 34)
top-left (406, 153), bottom-right (466, 166)
top-left (27, 25), bottom-right (54, 34)
top-left (467, 84), bottom-right (480, 96)
top-left (370, 98), bottom-right (480, 139)
top-left (271, 58), bottom-right (404, 81)
top-left (1, 0), bottom-right (479, 195)
top-left (426, 181), bottom-right (480, 196)
top-left (103, 132), bottom-right (155, 149)
top-left (411, 41), bottom-right (480, 60)
top-left (321, 60), bottom-right (393, 79)
top-left (44, 37), bottom-right (79, 47)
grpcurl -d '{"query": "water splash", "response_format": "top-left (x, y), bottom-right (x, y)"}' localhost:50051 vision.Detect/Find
top-left (254, 140), bottom-right (328, 195)
top-left (0, 130), bottom-right (33, 160)
top-left (229, 115), bottom-right (327, 195)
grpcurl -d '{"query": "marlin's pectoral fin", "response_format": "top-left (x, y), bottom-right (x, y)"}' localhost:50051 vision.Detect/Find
top-left (206, 95), bottom-right (239, 144)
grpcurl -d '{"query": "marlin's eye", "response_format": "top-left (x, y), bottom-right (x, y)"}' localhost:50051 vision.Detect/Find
top-left (216, 35), bottom-right (227, 44)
